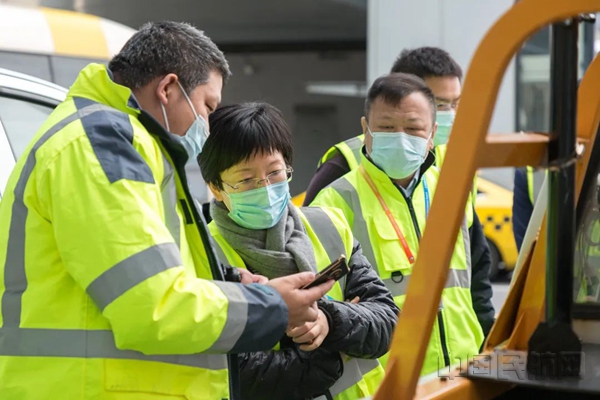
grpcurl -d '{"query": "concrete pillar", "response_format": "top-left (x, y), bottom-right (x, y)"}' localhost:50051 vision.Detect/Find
top-left (367, 0), bottom-right (516, 133)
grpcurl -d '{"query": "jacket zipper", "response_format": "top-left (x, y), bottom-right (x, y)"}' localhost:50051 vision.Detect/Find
top-left (403, 188), bottom-right (451, 368)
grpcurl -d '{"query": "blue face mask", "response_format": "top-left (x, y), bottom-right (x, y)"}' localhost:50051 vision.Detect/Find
top-left (160, 82), bottom-right (210, 159)
top-left (367, 127), bottom-right (430, 180)
top-left (434, 110), bottom-right (455, 146)
top-left (224, 180), bottom-right (291, 230)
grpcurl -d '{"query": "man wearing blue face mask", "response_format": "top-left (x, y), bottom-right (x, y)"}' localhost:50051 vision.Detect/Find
top-left (306, 46), bottom-right (494, 338)
top-left (304, 47), bottom-right (467, 206)
top-left (0, 21), bottom-right (335, 400)
top-left (312, 73), bottom-right (494, 375)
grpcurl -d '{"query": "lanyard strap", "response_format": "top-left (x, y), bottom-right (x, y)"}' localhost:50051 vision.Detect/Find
top-left (423, 177), bottom-right (430, 218)
top-left (359, 166), bottom-right (430, 265)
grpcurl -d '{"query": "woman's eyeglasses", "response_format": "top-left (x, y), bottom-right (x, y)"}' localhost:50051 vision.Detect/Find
top-left (223, 167), bottom-right (293, 192)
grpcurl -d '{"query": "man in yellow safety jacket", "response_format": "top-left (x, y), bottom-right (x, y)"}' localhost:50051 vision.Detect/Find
top-left (0, 22), bottom-right (334, 400)
top-left (303, 47), bottom-right (477, 215)
top-left (312, 73), bottom-right (491, 375)
top-left (306, 47), bottom-right (494, 341)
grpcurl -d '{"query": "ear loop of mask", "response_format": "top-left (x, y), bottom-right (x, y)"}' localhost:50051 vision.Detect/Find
top-left (160, 103), bottom-right (170, 132)
top-left (177, 81), bottom-right (210, 139)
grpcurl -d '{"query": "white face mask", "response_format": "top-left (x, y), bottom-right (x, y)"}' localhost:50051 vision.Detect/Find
top-left (160, 82), bottom-right (210, 159)
top-left (434, 110), bottom-right (455, 146)
top-left (367, 126), bottom-right (431, 180)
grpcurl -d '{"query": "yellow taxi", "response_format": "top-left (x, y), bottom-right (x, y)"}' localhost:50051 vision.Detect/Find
top-left (474, 176), bottom-right (518, 280)
top-left (293, 174), bottom-right (518, 281)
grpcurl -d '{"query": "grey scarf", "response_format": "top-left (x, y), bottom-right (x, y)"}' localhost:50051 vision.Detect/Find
top-left (210, 201), bottom-right (317, 279)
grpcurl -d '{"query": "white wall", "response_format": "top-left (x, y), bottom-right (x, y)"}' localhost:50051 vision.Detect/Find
top-left (367, 0), bottom-right (516, 134)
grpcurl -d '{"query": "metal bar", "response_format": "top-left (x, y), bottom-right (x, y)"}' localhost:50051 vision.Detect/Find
top-left (546, 20), bottom-right (579, 323)
top-left (478, 132), bottom-right (549, 168)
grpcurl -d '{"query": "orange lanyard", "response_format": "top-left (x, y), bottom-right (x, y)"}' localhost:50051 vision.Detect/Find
top-left (359, 166), bottom-right (427, 264)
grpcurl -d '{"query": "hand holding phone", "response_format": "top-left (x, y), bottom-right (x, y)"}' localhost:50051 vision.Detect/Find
top-left (301, 255), bottom-right (350, 290)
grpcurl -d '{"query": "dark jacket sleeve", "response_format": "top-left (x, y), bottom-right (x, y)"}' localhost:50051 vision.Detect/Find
top-left (239, 335), bottom-right (343, 400)
top-left (469, 210), bottom-right (496, 338)
top-left (512, 168), bottom-right (533, 252)
top-left (318, 240), bottom-right (399, 359)
top-left (303, 152), bottom-right (351, 206)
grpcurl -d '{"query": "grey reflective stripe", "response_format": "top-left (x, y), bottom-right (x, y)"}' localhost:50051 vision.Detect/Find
top-left (160, 148), bottom-right (181, 248)
top-left (344, 136), bottom-right (364, 166)
top-left (86, 243), bottom-right (182, 311)
top-left (301, 207), bottom-right (346, 261)
top-left (206, 235), bottom-right (262, 352)
top-left (2, 103), bottom-right (117, 327)
top-left (301, 206), bottom-right (348, 291)
top-left (330, 178), bottom-right (378, 273)
top-left (329, 357), bottom-right (380, 396)
top-left (205, 281), bottom-right (248, 352)
top-left (382, 268), bottom-right (471, 297)
top-left (0, 327), bottom-right (227, 370)
top-left (461, 217), bottom-right (472, 272)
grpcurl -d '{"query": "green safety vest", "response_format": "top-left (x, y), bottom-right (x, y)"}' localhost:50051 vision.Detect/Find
top-left (208, 206), bottom-right (385, 400)
top-left (318, 134), bottom-right (476, 226)
top-left (311, 153), bottom-right (483, 376)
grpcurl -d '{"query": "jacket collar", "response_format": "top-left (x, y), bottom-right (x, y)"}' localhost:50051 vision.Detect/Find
top-left (67, 63), bottom-right (141, 117)
top-left (67, 63), bottom-right (190, 166)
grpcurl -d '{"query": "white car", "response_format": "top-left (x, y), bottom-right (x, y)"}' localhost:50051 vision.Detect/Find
top-left (0, 68), bottom-right (66, 199)
top-left (0, 68), bottom-right (210, 202)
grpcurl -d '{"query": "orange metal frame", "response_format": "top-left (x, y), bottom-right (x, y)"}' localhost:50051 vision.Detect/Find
top-left (373, 1), bottom-right (600, 399)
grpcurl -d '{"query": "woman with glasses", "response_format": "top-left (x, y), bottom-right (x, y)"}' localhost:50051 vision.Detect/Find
top-left (198, 102), bottom-right (398, 400)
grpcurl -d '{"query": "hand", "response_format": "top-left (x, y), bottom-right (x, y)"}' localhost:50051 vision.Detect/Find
top-left (267, 272), bottom-right (335, 330)
top-left (238, 268), bottom-right (268, 284)
top-left (287, 309), bottom-right (329, 351)
top-left (347, 296), bottom-right (360, 304)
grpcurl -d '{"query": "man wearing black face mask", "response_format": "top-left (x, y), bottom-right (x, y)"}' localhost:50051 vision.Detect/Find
top-left (0, 21), bottom-right (334, 400)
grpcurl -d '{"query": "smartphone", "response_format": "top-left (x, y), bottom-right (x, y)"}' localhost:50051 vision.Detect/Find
top-left (301, 255), bottom-right (350, 290)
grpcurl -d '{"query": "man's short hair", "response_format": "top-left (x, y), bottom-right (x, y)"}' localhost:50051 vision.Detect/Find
top-left (391, 47), bottom-right (463, 81)
top-left (109, 21), bottom-right (231, 93)
top-left (365, 73), bottom-right (436, 124)
top-left (198, 102), bottom-right (294, 190)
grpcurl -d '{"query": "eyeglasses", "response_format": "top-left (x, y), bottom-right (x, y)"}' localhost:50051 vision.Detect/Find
top-left (436, 101), bottom-right (459, 112)
top-left (223, 167), bottom-right (293, 192)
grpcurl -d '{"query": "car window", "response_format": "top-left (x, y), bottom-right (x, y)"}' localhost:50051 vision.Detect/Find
top-left (0, 96), bottom-right (55, 159)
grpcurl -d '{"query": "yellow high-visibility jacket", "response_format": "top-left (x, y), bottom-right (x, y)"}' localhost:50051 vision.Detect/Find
top-left (0, 63), bottom-right (288, 400)
top-left (312, 153), bottom-right (483, 376)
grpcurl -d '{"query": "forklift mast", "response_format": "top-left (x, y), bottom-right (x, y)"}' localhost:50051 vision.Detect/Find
top-left (371, 0), bottom-right (600, 399)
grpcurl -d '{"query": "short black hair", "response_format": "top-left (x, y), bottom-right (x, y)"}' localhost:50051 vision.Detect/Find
top-left (391, 47), bottom-right (462, 81)
top-left (365, 73), bottom-right (436, 123)
top-left (199, 102), bottom-right (294, 189)
top-left (109, 21), bottom-right (231, 93)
